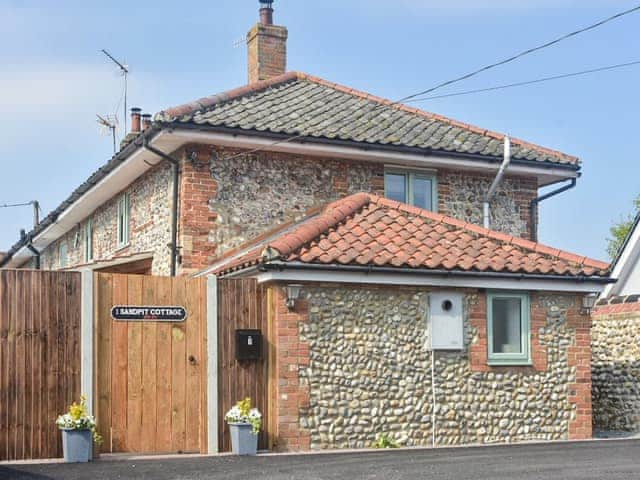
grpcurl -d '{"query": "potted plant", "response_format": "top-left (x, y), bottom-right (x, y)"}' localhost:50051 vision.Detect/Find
top-left (56, 395), bottom-right (101, 463)
top-left (225, 397), bottom-right (262, 455)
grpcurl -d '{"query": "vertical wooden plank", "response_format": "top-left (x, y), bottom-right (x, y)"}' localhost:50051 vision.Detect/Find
top-left (43, 271), bottom-right (56, 459)
top-left (96, 274), bottom-right (113, 451)
top-left (140, 276), bottom-right (158, 453)
top-left (0, 271), bottom-right (8, 460)
top-left (155, 277), bottom-right (173, 453)
top-left (126, 275), bottom-right (143, 452)
top-left (111, 274), bottom-right (129, 452)
top-left (200, 278), bottom-right (208, 453)
top-left (184, 277), bottom-right (202, 453)
top-left (171, 277), bottom-right (187, 452)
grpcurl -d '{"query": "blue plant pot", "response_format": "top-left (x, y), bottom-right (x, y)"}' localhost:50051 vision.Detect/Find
top-left (229, 423), bottom-right (258, 455)
top-left (61, 429), bottom-right (92, 463)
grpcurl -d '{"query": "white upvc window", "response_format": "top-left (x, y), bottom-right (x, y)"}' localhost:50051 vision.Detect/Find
top-left (117, 193), bottom-right (130, 248)
top-left (84, 219), bottom-right (93, 263)
top-left (384, 169), bottom-right (438, 211)
top-left (487, 291), bottom-right (531, 366)
top-left (59, 242), bottom-right (68, 268)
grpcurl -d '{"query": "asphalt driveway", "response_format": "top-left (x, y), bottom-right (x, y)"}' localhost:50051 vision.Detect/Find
top-left (1, 439), bottom-right (638, 480)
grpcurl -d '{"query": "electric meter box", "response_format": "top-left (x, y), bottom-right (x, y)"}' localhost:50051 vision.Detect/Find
top-left (429, 292), bottom-right (464, 350)
top-left (236, 329), bottom-right (263, 361)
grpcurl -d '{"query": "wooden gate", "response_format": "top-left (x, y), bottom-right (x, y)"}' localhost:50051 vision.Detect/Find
top-left (217, 278), bottom-right (270, 452)
top-left (94, 273), bottom-right (207, 454)
top-left (0, 270), bottom-right (81, 461)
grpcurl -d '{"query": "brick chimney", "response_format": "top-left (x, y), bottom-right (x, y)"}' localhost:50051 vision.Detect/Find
top-left (247, 0), bottom-right (288, 84)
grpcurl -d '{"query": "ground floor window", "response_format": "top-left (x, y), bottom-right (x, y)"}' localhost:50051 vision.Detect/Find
top-left (487, 291), bottom-right (530, 365)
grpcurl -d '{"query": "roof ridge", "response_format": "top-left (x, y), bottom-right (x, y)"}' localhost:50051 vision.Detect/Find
top-left (368, 194), bottom-right (608, 270)
top-left (265, 192), bottom-right (371, 259)
top-left (298, 74), bottom-right (579, 165)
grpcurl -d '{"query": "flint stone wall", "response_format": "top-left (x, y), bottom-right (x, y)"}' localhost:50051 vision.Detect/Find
top-left (592, 308), bottom-right (640, 432)
top-left (298, 286), bottom-right (580, 449)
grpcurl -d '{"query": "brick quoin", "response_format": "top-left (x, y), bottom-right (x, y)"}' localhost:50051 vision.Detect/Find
top-left (272, 286), bottom-right (311, 451)
top-left (179, 146), bottom-right (218, 274)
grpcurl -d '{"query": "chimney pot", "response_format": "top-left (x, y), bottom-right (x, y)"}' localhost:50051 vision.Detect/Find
top-left (260, 7), bottom-right (273, 25)
top-left (130, 107), bottom-right (142, 133)
top-left (141, 114), bottom-right (152, 130)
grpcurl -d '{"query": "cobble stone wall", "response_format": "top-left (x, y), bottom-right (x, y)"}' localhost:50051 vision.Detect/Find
top-left (439, 170), bottom-right (537, 239)
top-left (38, 163), bottom-right (173, 275)
top-left (592, 304), bottom-right (640, 432)
top-left (179, 147), bottom-right (539, 273)
top-left (275, 285), bottom-right (588, 450)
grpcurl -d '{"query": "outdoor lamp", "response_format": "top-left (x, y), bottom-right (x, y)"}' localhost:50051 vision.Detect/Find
top-left (285, 284), bottom-right (303, 310)
top-left (581, 292), bottom-right (598, 315)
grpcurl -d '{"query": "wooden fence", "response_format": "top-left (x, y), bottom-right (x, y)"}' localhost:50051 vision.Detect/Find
top-left (0, 270), bottom-right (82, 461)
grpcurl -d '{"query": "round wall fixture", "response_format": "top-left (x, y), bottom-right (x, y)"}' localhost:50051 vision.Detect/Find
top-left (441, 299), bottom-right (453, 312)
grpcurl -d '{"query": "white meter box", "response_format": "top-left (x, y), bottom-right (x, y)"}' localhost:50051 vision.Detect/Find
top-left (429, 292), bottom-right (464, 350)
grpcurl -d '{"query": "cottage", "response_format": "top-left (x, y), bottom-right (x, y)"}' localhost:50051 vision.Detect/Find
top-left (0, 1), bottom-right (611, 455)
top-left (592, 211), bottom-right (640, 432)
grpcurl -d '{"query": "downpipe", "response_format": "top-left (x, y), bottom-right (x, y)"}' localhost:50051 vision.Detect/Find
top-left (483, 136), bottom-right (511, 229)
top-left (529, 178), bottom-right (577, 242)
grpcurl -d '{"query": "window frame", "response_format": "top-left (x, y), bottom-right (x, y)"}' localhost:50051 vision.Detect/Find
top-left (117, 193), bottom-right (130, 248)
top-left (487, 291), bottom-right (531, 366)
top-left (84, 218), bottom-right (93, 263)
top-left (384, 169), bottom-right (438, 212)
top-left (59, 242), bottom-right (68, 269)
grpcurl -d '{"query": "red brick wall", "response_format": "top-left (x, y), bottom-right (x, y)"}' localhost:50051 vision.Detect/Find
top-left (247, 23), bottom-right (288, 84)
top-left (271, 286), bottom-right (311, 451)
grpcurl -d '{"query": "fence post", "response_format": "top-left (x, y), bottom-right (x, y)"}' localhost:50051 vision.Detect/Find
top-left (81, 270), bottom-right (94, 414)
top-left (206, 275), bottom-right (219, 453)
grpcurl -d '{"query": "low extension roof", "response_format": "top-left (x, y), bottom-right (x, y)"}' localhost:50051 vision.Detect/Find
top-left (206, 193), bottom-right (609, 280)
top-left (157, 71), bottom-right (579, 167)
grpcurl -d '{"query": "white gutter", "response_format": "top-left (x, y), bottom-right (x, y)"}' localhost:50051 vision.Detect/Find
top-left (255, 269), bottom-right (607, 294)
top-left (483, 136), bottom-right (511, 229)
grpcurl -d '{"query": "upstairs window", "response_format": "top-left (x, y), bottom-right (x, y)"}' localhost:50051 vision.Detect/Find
top-left (384, 170), bottom-right (437, 211)
top-left (84, 219), bottom-right (93, 263)
top-left (59, 242), bottom-right (68, 268)
top-left (117, 193), bottom-right (130, 248)
top-left (487, 291), bottom-right (531, 365)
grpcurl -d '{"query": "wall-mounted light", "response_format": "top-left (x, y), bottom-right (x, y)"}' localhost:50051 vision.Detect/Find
top-left (581, 293), bottom-right (598, 315)
top-left (285, 284), bottom-right (303, 310)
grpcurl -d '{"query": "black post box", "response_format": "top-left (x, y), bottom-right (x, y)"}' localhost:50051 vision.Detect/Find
top-left (236, 329), bottom-right (263, 361)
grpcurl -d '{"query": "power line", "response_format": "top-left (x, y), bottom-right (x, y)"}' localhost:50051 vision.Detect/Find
top-left (396, 3), bottom-right (640, 104)
top-left (409, 59), bottom-right (640, 102)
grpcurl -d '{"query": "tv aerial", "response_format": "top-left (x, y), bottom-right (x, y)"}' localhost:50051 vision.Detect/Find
top-left (100, 49), bottom-right (130, 135)
top-left (96, 114), bottom-right (119, 154)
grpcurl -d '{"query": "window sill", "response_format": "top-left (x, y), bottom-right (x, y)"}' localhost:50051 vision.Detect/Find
top-left (115, 242), bottom-right (130, 253)
top-left (487, 359), bottom-right (532, 367)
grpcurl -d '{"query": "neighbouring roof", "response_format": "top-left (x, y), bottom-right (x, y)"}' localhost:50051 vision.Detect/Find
top-left (157, 71), bottom-right (579, 167)
top-left (207, 192), bottom-right (609, 278)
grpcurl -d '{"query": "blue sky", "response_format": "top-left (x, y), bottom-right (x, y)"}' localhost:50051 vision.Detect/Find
top-left (1, 0), bottom-right (638, 260)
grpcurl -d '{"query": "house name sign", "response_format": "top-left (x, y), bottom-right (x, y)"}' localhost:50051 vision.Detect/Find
top-left (111, 306), bottom-right (187, 322)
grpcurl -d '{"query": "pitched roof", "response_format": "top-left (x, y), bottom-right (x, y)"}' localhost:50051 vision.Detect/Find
top-left (157, 71), bottom-right (579, 167)
top-left (208, 193), bottom-right (609, 278)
